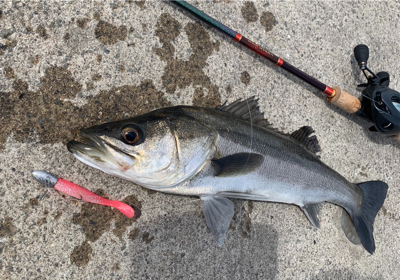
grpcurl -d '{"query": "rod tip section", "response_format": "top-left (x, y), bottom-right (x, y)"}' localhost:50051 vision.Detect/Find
top-left (31, 171), bottom-right (58, 188)
top-left (326, 87), bottom-right (361, 114)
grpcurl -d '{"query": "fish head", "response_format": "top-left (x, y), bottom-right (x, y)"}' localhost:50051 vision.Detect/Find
top-left (67, 108), bottom-right (217, 189)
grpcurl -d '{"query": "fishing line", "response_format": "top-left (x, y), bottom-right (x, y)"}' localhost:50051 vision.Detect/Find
top-left (207, 0), bottom-right (358, 97)
top-left (210, 0), bottom-right (400, 125)
top-left (171, 0), bottom-right (400, 136)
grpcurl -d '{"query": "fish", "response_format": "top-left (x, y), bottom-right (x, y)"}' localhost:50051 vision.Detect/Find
top-left (67, 97), bottom-right (388, 254)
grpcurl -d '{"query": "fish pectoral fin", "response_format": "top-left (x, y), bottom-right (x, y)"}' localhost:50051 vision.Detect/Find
top-left (301, 203), bottom-right (324, 228)
top-left (212, 153), bottom-right (264, 177)
top-left (341, 209), bottom-right (361, 245)
top-left (200, 195), bottom-right (234, 247)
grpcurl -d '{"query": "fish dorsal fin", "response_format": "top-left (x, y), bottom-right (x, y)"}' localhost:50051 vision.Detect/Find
top-left (212, 153), bottom-right (264, 177)
top-left (216, 97), bottom-right (273, 129)
top-left (200, 195), bottom-right (234, 247)
top-left (290, 126), bottom-right (321, 155)
top-left (301, 203), bottom-right (324, 228)
top-left (216, 99), bottom-right (320, 154)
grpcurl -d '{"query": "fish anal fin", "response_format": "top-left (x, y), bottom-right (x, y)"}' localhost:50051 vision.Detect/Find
top-left (341, 209), bottom-right (361, 245)
top-left (212, 153), bottom-right (264, 177)
top-left (301, 203), bottom-right (324, 228)
top-left (200, 195), bottom-right (234, 247)
top-left (290, 126), bottom-right (321, 155)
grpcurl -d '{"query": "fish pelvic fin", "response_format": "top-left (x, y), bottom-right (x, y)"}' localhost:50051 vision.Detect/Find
top-left (349, 180), bottom-right (388, 254)
top-left (200, 195), bottom-right (234, 247)
top-left (301, 203), bottom-right (324, 228)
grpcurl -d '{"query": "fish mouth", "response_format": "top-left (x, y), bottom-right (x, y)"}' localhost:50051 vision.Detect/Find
top-left (67, 131), bottom-right (137, 172)
top-left (67, 131), bottom-right (105, 158)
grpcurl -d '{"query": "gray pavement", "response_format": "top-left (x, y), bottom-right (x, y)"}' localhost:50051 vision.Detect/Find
top-left (1, 0), bottom-right (400, 279)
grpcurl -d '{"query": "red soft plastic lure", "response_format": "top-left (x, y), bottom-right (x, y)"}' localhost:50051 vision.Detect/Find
top-left (32, 171), bottom-right (134, 218)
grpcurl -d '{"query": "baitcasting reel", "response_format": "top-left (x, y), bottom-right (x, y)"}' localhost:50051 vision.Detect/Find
top-left (354, 44), bottom-right (400, 135)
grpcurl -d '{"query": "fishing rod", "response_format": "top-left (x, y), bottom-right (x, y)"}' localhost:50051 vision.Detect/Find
top-left (170, 0), bottom-right (400, 139)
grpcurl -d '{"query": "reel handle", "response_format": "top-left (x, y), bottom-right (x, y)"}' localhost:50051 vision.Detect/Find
top-left (354, 44), bottom-right (369, 70)
top-left (326, 87), bottom-right (361, 114)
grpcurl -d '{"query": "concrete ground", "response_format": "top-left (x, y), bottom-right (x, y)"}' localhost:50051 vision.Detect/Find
top-left (1, 0), bottom-right (400, 279)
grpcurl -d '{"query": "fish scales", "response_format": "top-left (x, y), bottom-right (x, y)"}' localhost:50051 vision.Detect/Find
top-left (168, 107), bottom-right (361, 208)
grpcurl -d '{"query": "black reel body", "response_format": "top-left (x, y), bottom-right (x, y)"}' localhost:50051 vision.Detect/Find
top-left (355, 44), bottom-right (400, 136)
top-left (360, 84), bottom-right (400, 135)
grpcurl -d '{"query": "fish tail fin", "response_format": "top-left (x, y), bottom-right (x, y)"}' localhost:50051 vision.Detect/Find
top-left (349, 180), bottom-right (388, 254)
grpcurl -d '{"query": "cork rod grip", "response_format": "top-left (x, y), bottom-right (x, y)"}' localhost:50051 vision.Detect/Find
top-left (326, 87), bottom-right (361, 114)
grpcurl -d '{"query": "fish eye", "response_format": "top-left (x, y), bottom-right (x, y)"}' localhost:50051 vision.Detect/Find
top-left (121, 127), bottom-right (141, 144)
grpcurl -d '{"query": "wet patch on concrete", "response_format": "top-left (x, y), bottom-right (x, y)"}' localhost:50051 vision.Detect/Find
top-left (87, 80), bottom-right (171, 122)
top-left (76, 18), bottom-right (90, 29)
top-left (153, 13), bottom-right (221, 107)
top-left (134, 1), bottom-right (146, 9)
top-left (113, 195), bottom-right (142, 240)
top-left (0, 217), bottom-right (17, 238)
top-left (36, 25), bottom-right (49, 40)
top-left (260, 11), bottom-right (277, 32)
top-left (128, 228), bottom-right (139, 240)
top-left (29, 55), bottom-right (40, 65)
top-left (70, 241), bottom-right (92, 267)
top-left (3, 66), bottom-right (15, 80)
top-left (93, 12), bottom-right (100, 21)
top-left (72, 197), bottom-right (115, 242)
top-left (313, 269), bottom-right (382, 280)
top-left (41, 66), bottom-right (82, 98)
top-left (63, 33), bottom-right (70, 41)
top-left (25, 198), bottom-right (39, 208)
top-left (241, 201), bottom-right (253, 237)
top-left (229, 201), bottom-right (253, 238)
top-left (96, 54), bottom-right (102, 63)
top-left (380, 205), bottom-right (400, 221)
top-left (0, 29), bottom-right (14, 39)
top-left (36, 217), bottom-right (47, 226)
top-left (91, 74), bottom-right (102, 82)
top-left (142, 231), bottom-right (154, 244)
top-left (118, 64), bottom-right (126, 73)
top-left (71, 190), bottom-right (142, 265)
top-left (241, 2), bottom-right (259, 23)
top-left (112, 263), bottom-right (120, 271)
top-left (130, 210), bottom-right (278, 279)
top-left (0, 64), bottom-right (170, 150)
top-left (154, 13), bottom-right (182, 46)
top-left (0, 39), bottom-right (17, 56)
top-left (72, 189), bottom-right (128, 242)
top-left (53, 210), bottom-right (62, 220)
top-left (95, 20), bottom-right (127, 45)
top-left (240, 71), bottom-right (251, 86)
top-left (25, 26), bottom-right (33, 33)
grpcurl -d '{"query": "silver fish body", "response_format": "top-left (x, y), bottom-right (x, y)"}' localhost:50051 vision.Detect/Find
top-left (67, 98), bottom-right (387, 254)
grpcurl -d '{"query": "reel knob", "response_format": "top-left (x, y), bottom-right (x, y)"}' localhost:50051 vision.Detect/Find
top-left (354, 44), bottom-right (369, 70)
